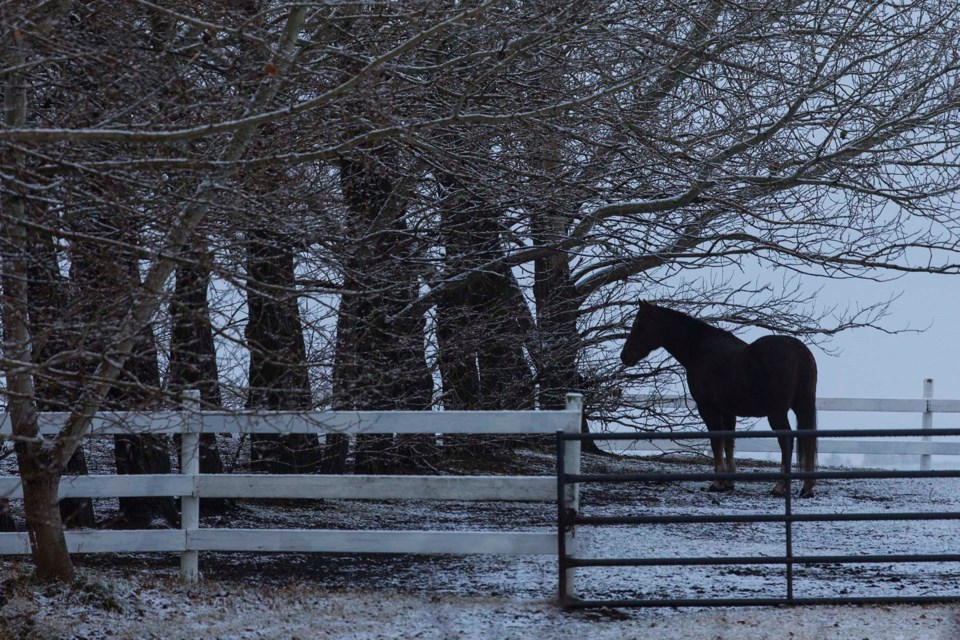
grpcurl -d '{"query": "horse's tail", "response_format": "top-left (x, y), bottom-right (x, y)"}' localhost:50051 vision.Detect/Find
top-left (796, 396), bottom-right (817, 473)
top-left (795, 349), bottom-right (818, 475)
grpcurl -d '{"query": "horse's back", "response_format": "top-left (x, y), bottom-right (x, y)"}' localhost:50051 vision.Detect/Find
top-left (686, 332), bottom-right (817, 418)
top-left (747, 334), bottom-right (815, 361)
top-left (746, 335), bottom-right (816, 371)
top-left (742, 335), bottom-right (817, 407)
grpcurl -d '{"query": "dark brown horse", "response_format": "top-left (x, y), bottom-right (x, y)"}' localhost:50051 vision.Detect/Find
top-left (620, 302), bottom-right (818, 497)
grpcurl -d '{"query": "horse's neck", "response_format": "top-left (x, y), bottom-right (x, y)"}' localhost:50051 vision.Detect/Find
top-left (658, 309), bottom-right (741, 369)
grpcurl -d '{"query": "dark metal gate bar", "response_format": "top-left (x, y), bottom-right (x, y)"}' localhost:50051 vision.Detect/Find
top-left (557, 428), bottom-right (960, 610)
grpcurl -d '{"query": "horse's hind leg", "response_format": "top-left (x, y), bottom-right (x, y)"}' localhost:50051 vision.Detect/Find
top-left (794, 401), bottom-right (817, 498)
top-left (768, 412), bottom-right (792, 497)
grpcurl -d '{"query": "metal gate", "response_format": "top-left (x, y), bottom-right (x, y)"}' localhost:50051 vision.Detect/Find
top-left (556, 428), bottom-right (960, 610)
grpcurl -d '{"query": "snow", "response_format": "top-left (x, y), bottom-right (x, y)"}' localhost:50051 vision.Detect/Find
top-left (3, 567), bottom-right (959, 639)
top-left (3, 451), bottom-right (960, 638)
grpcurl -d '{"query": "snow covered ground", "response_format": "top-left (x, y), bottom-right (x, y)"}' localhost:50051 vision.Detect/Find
top-left (2, 566), bottom-right (959, 639)
top-left (3, 450), bottom-right (960, 638)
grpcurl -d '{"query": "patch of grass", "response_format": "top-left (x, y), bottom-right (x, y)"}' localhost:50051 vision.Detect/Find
top-left (69, 574), bottom-right (123, 613)
top-left (0, 561), bottom-right (38, 598)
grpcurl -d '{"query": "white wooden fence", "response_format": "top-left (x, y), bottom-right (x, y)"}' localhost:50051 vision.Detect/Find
top-left (0, 393), bottom-right (583, 583)
top-left (612, 380), bottom-right (960, 469)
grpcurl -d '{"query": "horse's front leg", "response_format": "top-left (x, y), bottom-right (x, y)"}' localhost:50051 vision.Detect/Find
top-left (707, 435), bottom-right (728, 492)
top-left (700, 408), bottom-right (731, 492)
top-left (769, 412), bottom-right (792, 497)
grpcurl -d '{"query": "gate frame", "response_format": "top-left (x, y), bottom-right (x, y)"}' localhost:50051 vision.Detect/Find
top-left (557, 427), bottom-right (960, 610)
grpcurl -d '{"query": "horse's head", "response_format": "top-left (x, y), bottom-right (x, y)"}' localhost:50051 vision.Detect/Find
top-left (620, 301), bottom-right (662, 366)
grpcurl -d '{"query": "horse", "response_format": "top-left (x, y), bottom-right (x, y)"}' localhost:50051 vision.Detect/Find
top-left (620, 301), bottom-right (818, 498)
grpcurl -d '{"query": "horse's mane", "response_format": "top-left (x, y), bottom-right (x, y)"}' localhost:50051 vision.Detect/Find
top-left (650, 304), bottom-right (743, 345)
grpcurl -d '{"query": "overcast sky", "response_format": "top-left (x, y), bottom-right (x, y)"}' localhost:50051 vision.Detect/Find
top-left (790, 272), bottom-right (960, 401)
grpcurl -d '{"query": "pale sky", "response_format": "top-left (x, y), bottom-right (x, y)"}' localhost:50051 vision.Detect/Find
top-left (790, 272), bottom-right (960, 401)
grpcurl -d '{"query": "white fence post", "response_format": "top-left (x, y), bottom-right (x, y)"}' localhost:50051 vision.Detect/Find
top-left (921, 378), bottom-right (934, 471)
top-left (562, 393), bottom-right (583, 603)
top-left (180, 389), bottom-right (201, 583)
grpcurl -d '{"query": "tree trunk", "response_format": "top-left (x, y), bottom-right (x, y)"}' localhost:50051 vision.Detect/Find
top-left (532, 208), bottom-right (603, 455)
top-left (112, 320), bottom-right (179, 526)
top-left (434, 161), bottom-right (535, 458)
top-left (2, 216), bottom-right (72, 578)
top-left (26, 216), bottom-right (96, 528)
top-left (475, 271), bottom-right (536, 411)
top-left (529, 111), bottom-right (602, 452)
top-left (68, 209), bottom-right (178, 528)
top-left (245, 227), bottom-right (321, 473)
top-left (436, 168), bottom-right (535, 411)
top-left (2, 31), bottom-right (74, 578)
top-left (435, 293), bottom-right (482, 411)
top-left (170, 239), bottom-right (227, 512)
top-left (58, 449), bottom-right (94, 527)
top-left (18, 453), bottom-right (72, 582)
top-left (331, 147), bottom-right (434, 474)
top-left (532, 215), bottom-right (580, 411)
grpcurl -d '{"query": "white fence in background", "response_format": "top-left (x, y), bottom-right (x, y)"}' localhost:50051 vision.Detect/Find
top-left (0, 393), bottom-right (583, 582)
top-left (612, 380), bottom-right (960, 469)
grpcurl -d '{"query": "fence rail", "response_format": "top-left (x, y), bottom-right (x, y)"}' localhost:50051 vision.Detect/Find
top-left (615, 384), bottom-right (960, 464)
top-left (0, 474), bottom-right (559, 501)
top-left (0, 529), bottom-right (562, 556)
top-left (0, 393), bottom-right (583, 582)
top-left (0, 409), bottom-right (582, 436)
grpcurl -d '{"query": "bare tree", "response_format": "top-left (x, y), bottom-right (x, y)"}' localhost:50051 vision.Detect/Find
top-left (245, 221), bottom-right (322, 473)
top-left (332, 138), bottom-right (434, 472)
top-left (22, 198), bottom-right (95, 528)
top-left (397, 1), bottom-right (960, 425)
top-left (3, 1), bottom-right (960, 584)
top-left (1, 1), bottom-right (311, 580)
top-left (169, 237), bottom-right (227, 511)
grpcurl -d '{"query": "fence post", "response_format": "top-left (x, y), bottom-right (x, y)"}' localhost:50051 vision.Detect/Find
top-left (921, 378), bottom-right (934, 471)
top-left (180, 389), bottom-right (201, 582)
top-left (561, 393), bottom-right (583, 603)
